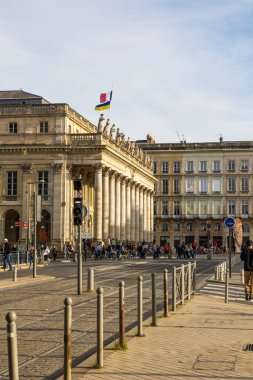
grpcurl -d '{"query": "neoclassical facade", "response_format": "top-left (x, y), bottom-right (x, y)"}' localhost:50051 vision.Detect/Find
top-left (0, 90), bottom-right (156, 249)
top-left (139, 135), bottom-right (253, 248)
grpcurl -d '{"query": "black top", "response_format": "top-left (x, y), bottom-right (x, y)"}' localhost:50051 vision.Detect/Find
top-left (240, 248), bottom-right (253, 271)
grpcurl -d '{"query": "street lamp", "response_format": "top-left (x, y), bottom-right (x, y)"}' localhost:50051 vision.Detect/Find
top-left (26, 180), bottom-right (45, 278)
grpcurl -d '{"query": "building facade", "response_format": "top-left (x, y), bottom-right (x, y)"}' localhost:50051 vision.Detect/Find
top-left (139, 137), bottom-right (253, 248)
top-left (0, 91), bottom-right (156, 249)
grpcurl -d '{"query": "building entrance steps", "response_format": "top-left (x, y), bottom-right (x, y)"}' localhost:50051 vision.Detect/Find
top-left (70, 293), bottom-right (253, 380)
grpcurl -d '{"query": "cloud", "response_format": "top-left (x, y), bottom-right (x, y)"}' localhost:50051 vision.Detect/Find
top-left (1, 0), bottom-right (253, 142)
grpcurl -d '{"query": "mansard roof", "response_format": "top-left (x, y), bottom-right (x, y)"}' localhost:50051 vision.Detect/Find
top-left (0, 90), bottom-right (50, 105)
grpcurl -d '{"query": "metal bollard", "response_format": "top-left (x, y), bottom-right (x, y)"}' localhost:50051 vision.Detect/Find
top-left (64, 297), bottom-right (72, 380)
top-left (13, 267), bottom-right (17, 282)
top-left (119, 281), bottom-right (125, 347)
top-left (97, 287), bottom-right (104, 367)
top-left (181, 264), bottom-right (185, 305)
top-left (163, 269), bottom-right (169, 317)
top-left (220, 267), bottom-right (224, 282)
top-left (87, 268), bottom-right (94, 292)
top-left (17, 251), bottom-right (20, 267)
top-left (26, 251), bottom-right (29, 266)
top-left (151, 273), bottom-right (157, 326)
top-left (6, 311), bottom-right (19, 380)
top-left (241, 269), bottom-right (244, 284)
top-left (137, 275), bottom-right (144, 336)
top-left (187, 263), bottom-right (191, 300)
top-left (193, 261), bottom-right (196, 294)
top-left (172, 266), bottom-right (177, 311)
top-left (215, 266), bottom-right (218, 280)
top-left (225, 270), bottom-right (229, 304)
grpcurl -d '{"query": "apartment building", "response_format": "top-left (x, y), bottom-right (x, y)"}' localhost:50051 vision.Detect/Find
top-left (139, 137), bottom-right (252, 248)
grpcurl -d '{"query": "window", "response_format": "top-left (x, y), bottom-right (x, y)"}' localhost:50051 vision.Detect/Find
top-left (174, 223), bottom-right (180, 232)
top-left (7, 171), bottom-right (17, 195)
top-left (242, 200), bottom-right (249, 215)
top-left (199, 178), bottom-right (208, 193)
top-left (9, 122), bottom-right (17, 134)
top-left (174, 179), bottom-right (180, 194)
top-left (243, 223), bottom-right (250, 233)
top-left (213, 200), bottom-right (222, 216)
top-left (40, 121), bottom-right (48, 133)
top-left (215, 223), bottom-right (221, 232)
top-left (174, 161), bottom-right (180, 173)
top-left (173, 201), bottom-right (180, 215)
top-left (200, 161), bottom-right (207, 172)
top-left (228, 160), bottom-right (235, 171)
top-left (154, 201), bottom-right (157, 216)
top-left (228, 200), bottom-right (236, 215)
top-left (153, 161), bottom-right (157, 174)
top-left (186, 223), bottom-right (192, 231)
top-left (213, 160), bottom-right (220, 172)
top-left (162, 201), bottom-right (168, 215)
top-left (200, 200), bottom-right (208, 215)
top-left (241, 160), bottom-right (249, 171)
top-left (186, 178), bottom-right (194, 193)
top-left (162, 179), bottom-right (168, 194)
top-left (162, 161), bottom-right (168, 174)
top-left (200, 223), bottom-right (207, 232)
top-left (38, 171), bottom-right (48, 196)
top-left (186, 200), bottom-right (194, 215)
top-left (186, 161), bottom-right (194, 173)
top-left (242, 177), bottom-right (249, 192)
top-left (213, 178), bottom-right (221, 192)
top-left (228, 178), bottom-right (235, 192)
top-left (162, 223), bottom-right (168, 231)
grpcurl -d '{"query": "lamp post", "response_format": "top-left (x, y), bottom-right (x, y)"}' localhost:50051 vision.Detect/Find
top-left (26, 180), bottom-right (45, 278)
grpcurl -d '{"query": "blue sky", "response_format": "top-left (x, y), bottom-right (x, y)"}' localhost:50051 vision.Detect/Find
top-left (1, 0), bottom-right (253, 143)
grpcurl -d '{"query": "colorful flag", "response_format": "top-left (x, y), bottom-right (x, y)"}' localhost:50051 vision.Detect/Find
top-left (95, 91), bottom-right (112, 111)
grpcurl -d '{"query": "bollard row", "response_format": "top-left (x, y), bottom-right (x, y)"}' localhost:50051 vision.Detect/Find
top-left (215, 261), bottom-right (227, 281)
top-left (5, 264), bottom-right (196, 377)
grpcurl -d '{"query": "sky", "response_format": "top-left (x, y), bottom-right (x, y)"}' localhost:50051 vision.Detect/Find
top-left (1, 0), bottom-right (253, 143)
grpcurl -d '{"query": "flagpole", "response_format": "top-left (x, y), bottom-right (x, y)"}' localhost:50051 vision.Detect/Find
top-left (108, 84), bottom-right (113, 119)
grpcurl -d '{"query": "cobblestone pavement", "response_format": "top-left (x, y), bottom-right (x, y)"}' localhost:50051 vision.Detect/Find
top-left (71, 292), bottom-right (253, 380)
top-left (0, 258), bottom-right (223, 379)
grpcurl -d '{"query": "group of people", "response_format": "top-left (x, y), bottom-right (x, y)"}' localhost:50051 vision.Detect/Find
top-left (93, 240), bottom-right (150, 260)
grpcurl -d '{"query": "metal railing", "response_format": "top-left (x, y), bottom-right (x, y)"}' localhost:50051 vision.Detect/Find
top-left (172, 262), bottom-right (196, 311)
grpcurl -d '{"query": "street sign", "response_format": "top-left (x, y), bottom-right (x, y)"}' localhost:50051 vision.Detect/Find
top-left (23, 222), bottom-right (28, 229)
top-left (224, 217), bottom-right (236, 228)
top-left (15, 221), bottom-right (21, 227)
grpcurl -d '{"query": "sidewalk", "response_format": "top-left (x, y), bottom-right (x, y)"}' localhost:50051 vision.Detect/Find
top-left (70, 293), bottom-right (253, 380)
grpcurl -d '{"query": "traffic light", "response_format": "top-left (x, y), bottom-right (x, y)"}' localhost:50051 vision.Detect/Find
top-left (73, 198), bottom-right (83, 225)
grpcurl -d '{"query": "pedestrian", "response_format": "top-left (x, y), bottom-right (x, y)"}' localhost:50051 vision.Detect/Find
top-left (51, 246), bottom-right (57, 261)
top-left (2, 238), bottom-right (12, 271)
top-left (240, 239), bottom-right (253, 301)
top-left (28, 246), bottom-right (35, 269)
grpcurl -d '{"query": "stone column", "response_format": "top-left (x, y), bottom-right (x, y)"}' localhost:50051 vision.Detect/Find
top-left (139, 187), bottom-right (144, 242)
top-left (109, 171), bottom-right (116, 241)
top-left (21, 164), bottom-right (33, 242)
top-left (120, 178), bottom-right (126, 241)
top-left (143, 189), bottom-right (147, 242)
top-left (52, 163), bottom-right (64, 243)
top-left (135, 185), bottom-right (140, 243)
top-left (125, 180), bottom-right (131, 241)
top-left (115, 174), bottom-right (121, 241)
top-left (150, 191), bottom-right (154, 243)
top-left (102, 167), bottom-right (110, 241)
top-left (146, 190), bottom-right (151, 242)
top-left (130, 182), bottom-right (136, 242)
top-left (94, 164), bottom-right (103, 241)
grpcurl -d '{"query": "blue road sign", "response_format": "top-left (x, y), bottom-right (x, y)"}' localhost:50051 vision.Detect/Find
top-left (224, 217), bottom-right (236, 228)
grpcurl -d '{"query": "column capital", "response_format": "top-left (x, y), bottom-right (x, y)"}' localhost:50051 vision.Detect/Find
top-left (102, 166), bottom-right (110, 176)
top-left (121, 176), bottom-right (127, 185)
top-left (51, 162), bottom-right (63, 173)
top-left (21, 163), bottom-right (33, 174)
top-left (93, 163), bottom-right (103, 173)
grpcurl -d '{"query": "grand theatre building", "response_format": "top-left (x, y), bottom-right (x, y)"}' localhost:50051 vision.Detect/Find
top-left (0, 90), bottom-right (156, 249)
